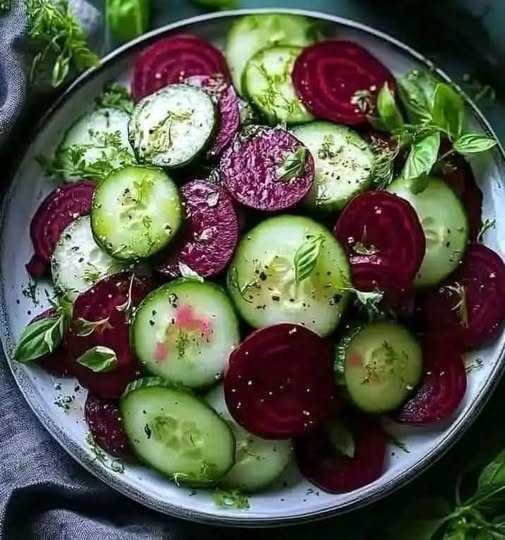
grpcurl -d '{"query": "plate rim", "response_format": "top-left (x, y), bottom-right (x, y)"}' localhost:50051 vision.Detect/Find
top-left (1, 7), bottom-right (505, 528)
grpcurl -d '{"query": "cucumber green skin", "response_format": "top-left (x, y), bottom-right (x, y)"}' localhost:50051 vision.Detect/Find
top-left (205, 385), bottom-right (292, 492)
top-left (243, 45), bottom-right (313, 125)
top-left (131, 279), bottom-right (240, 388)
top-left (91, 165), bottom-right (182, 261)
top-left (387, 176), bottom-right (469, 287)
top-left (341, 321), bottom-right (423, 414)
top-left (226, 14), bottom-right (323, 96)
top-left (291, 122), bottom-right (374, 213)
top-left (226, 215), bottom-right (351, 337)
top-left (120, 377), bottom-right (235, 486)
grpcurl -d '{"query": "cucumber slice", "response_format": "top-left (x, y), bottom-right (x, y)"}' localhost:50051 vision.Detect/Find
top-left (340, 321), bottom-right (423, 413)
top-left (226, 14), bottom-right (322, 96)
top-left (132, 280), bottom-right (240, 388)
top-left (120, 378), bottom-right (235, 485)
top-left (91, 166), bottom-right (182, 261)
top-left (387, 176), bottom-right (469, 287)
top-left (291, 122), bottom-right (374, 213)
top-left (51, 216), bottom-right (127, 300)
top-left (206, 385), bottom-right (292, 492)
top-left (129, 84), bottom-right (216, 168)
top-left (243, 45), bottom-right (313, 125)
top-left (227, 215), bottom-right (351, 337)
top-left (56, 107), bottom-right (135, 183)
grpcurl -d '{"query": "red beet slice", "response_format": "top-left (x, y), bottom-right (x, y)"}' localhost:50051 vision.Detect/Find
top-left (295, 415), bottom-right (387, 493)
top-left (26, 181), bottom-right (96, 278)
top-left (292, 41), bottom-right (396, 125)
top-left (423, 243), bottom-right (505, 349)
top-left (220, 126), bottom-right (314, 212)
top-left (224, 324), bottom-right (339, 439)
top-left (67, 273), bottom-right (155, 399)
top-left (85, 393), bottom-right (131, 459)
top-left (131, 34), bottom-right (230, 101)
top-left (396, 337), bottom-right (467, 424)
top-left (155, 180), bottom-right (238, 279)
top-left (185, 75), bottom-right (240, 158)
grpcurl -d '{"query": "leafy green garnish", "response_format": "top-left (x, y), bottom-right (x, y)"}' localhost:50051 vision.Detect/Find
top-left (212, 488), bottom-right (250, 510)
top-left (27, 0), bottom-right (100, 88)
top-left (477, 218), bottom-right (496, 242)
top-left (106, 0), bottom-right (150, 43)
top-left (178, 263), bottom-right (204, 282)
top-left (376, 83), bottom-right (404, 132)
top-left (96, 83), bottom-right (134, 113)
top-left (276, 147), bottom-right (309, 182)
top-left (345, 287), bottom-right (385, 321)
top-left (191, 0), bottom-right (238, 9)
top-left (294, 234), bottom-right (325, 283)
top-left (453, 134), bottom-right (498, 155)
top-left (77, 346), bottom-right (117, 373)
top-left (228, 266), bottom-right (259, 304)
top-left (401, 131), bottom-right (440, 184)
top-left (76, 317), bottom-right (113, 337)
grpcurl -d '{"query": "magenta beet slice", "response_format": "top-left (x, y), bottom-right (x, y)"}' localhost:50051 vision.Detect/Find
top-left (423, 243), bottom-right (505, 349)
top-left (26, 181), bottom-right (96, 278)
top-left (224, 324), bottom-right (339, 438)
top-left (292, 41), bottom-right (396, 125)
top-left (85, 393), bottom-right (131, 459)
top-left (131, 34), bottom-right (230, 101)
top-left (396, 337), bottom-right (467, 424)
top-left (185, 75), bottom-right (240, 158)
top-left (67, 273), bottom-right (156, 399)
top-left (220, 126), bottom-right (314, 211)
top-left (295, 415), bottom-right (387, 493)
top-left (155, 181), bottom-right (238, 279)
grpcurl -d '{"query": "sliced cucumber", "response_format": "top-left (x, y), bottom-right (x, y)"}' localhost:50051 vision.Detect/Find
top-left (132, 280), bottom-right (240, 388)
top-left (340, 321), bottom-right (423, 413)
top-left (206, 385), bottom-right (292, 492)
top-left (51, 216), bottom-right (127, 300)
top-left (120, 378), bottom-right (235, 485)
top-left (387, 176), bottom-right (469, 287)
top-left (226, 14), bottom-right (322, 96)
top-left (56, 107), bottom-right (135, 183)
top-left (244, 45), bottom-right (313, 125)
top-left (91, 166), bottom-right (182, 261)
top-left (227, 215), bottom-right (351, 337)
top-left (129, 84), bottom-right (216, 168)
top-left (291, 122), bottom-right (374, 213)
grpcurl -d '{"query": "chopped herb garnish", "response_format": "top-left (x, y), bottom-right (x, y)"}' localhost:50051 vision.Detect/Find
top-left (477, 218), bottom-right (496, 242)
top-left (96, 82), bottom-right (133, 113)
top-left (276, 147), bottom-right (308, 182)
top-left (76, 317), bottom-right (113, 337)
top-left (212, 488), bottom-right (250, 510)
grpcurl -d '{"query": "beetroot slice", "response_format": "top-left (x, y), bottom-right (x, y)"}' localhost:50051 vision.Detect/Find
top-left (155, 181), bottom-right (238, 279)
top-left (224, 324), bottom-right (339, 439)
top-left (295, 415), bottom-right (387, 493)
top-left (396, 337), bottom-right (467, 424)
top-left (292, 41), bottom-right (396, 125)
top-left (85, 393), bottom-right (131, 459)
top-left (67, 273), bottom-right (156, 399)
top-left (185, 75), bottom-right (240, 158)
top-left (131, 35), bottom-right (230, 101)
top-left (220, 126), bottom-right (314, 212)
top-left (26, 181), bottom-right (96, 278)
top-left (423, 243), bottom-right (505, 350)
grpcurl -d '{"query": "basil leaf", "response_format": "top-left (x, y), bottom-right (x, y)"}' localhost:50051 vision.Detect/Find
top-left (377, 83), bottom-right (404, 132)
top-left (326, 420), bottom-right (355, 458)
top-left (398, 70), bottom-right (437, 122)
top-left (453, 134), bottom-right (497, 155)
top-left (77, 346), bottom-right (117, 373)
top-left (432, 83), bottom-right (464, 139)
top-left (178, 263), bottom-right (204, 282)
top-left (294, 234), bottom-right (325, 283)
top-left (469, 450), bottom-right (505, 512)
top-left (106, 0), bottom-right (150, 43)
top-left (401, 131), bottom-right (441, 182)
top-left (442, 529), bottom-right (467, 540)
top-left (276, 147), bottom-right (309, 182)
top-left (14, 316), bottom-right (64, 363)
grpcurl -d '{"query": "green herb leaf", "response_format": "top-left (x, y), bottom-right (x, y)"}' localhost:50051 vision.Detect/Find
top-left (14, 315), bottom-right (65, 363)
top-left (401, 131), bottom-right (441, 183)
top-left (377, 83), bottom-right (404, 132)
top-left (347, 288), bottom-right (386, 321)
top-left (397, 69), bottom-right (438, 122)
top-left (294, 234), bottom-right (325, 283)
top-left (96, 83), bottom-right (134, 113)
top-left (178, 263), bottom-right (204, 282)
top-left (106, 0), bottom-right (150, 43)
top-left (453, 134), bottom-right (498, 155)
top-left (77, 346), bottom-right (117, 373)
top-left (442, 529), bottom-right (467, 540)
top-left (276, 147), bottom-right (309, 182)
top-left (326, 420), bottom-right (355, 458)
top-left (432, 83), bottom-right (465, 139)
top-left (477, 218), bottom-right (496, 242)
top-left (76, 317), bottom-right (113, 337)
top-left (469, 450), bottom-right (505, 512)
top-left (212, 488), bottom-right (250, 509)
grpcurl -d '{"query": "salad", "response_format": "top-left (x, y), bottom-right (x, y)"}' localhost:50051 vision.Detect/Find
top-left (13, 13), bottom-right (505, 502)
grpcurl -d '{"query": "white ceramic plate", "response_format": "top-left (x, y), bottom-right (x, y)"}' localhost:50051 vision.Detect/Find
top-left (1, 8), bottom-right (504, 527)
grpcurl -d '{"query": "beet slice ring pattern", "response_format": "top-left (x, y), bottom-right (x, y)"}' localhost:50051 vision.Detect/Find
top-left (295, 415), bottom-right (387, 493)
top-left (220, 126), bottom-right (314, 212)
top-left (423, 243), bottom-right (505, 349)
top-left (67, 273), bottom-right (156, 399)
top-left (26, 181), bottom-right (96, 278)
top-left (85, 393), bottom-right (131, 459)
top-left (224, 323), bottom-right (339, 439)
top-left (131, 35), bottom-right (230, 101)
top-left (396, 337), bottom-right (467, 424)
top-left (185, 75), bottom-right (240, 158)
top-left (292, 41), bottom-right (396, 125)
top-left (155, 180), bottom-right (239, 279)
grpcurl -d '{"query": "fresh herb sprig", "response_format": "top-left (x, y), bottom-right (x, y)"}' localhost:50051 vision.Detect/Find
top-left (96, 83), bottom-right (134, 113)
